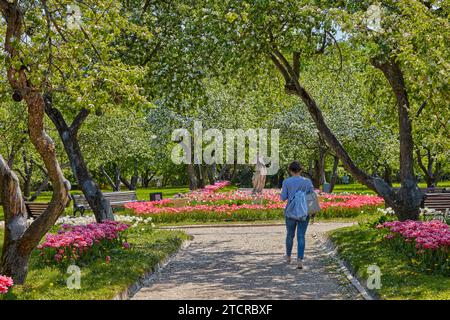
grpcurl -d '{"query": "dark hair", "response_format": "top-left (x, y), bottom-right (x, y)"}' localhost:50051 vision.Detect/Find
top-left (288, 161), bottom-right (303, 174)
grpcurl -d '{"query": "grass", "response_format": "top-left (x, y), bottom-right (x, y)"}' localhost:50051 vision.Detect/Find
top-left (329, 225), bottom-right (450, 300)
top-left (0, 227), bottom-right (191, 300)
top-left (333, 181), bottom-right (450, 194)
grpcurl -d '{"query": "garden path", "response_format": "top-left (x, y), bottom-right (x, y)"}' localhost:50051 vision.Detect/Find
top-left (132, 222), bottom-right (363, 300)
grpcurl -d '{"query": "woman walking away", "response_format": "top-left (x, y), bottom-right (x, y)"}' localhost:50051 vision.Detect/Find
top-left (280, 161), bottom-right (314, 269)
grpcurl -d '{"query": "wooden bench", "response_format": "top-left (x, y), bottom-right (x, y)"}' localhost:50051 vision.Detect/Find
top-left (422, 193), bottom-right (450, 212)
top-left (25, 202), bottom-right (49, 219)
top-left (422, 193), bottom-right (450, 222)
top-left (72, 191), bottom-right (138, 216)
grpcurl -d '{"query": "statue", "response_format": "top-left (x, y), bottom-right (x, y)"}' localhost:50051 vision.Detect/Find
top-left (252, 156), bottom-right (267, 203)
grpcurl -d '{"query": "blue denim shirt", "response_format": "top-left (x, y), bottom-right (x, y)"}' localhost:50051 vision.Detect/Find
top-left (280, 176), bottom-right (314, 204)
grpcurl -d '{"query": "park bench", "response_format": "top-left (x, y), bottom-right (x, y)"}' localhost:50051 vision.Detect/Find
top-left (72, 191), bottom-right (138, 216)
top-left (421, 193), bottom-right (450, 222)
top-left (25, 202), bottom-right (49, 219)
top-left (422, 193), bottom-right (450, 212)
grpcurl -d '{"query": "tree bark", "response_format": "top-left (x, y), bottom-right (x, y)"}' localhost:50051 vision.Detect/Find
top-left (372, 58), bottom-right (423, 220)
top-left (28, 177), bottom-right (50, 202)
top-left (329, 155), bottom-right (339, 193)
top-left (45, 102), bottom-right (114, 222)
top-left (17, 152), bottom-right (33, 199)
top-left (121, 160), bottom-right (139, 190)
top-left (186, 164), bottom-right (197, 190)
top-left (141, 169), bottom-right (155, 188)
top-left (218, 164), bottom-right (230, 181)
top-left (416, 148), bottom-right (441, 188)
top-left (196, 164), bottom-right (206, 189)
top-left (0, 155), bottom-right (29, 283)
top-left (100, 165), bottom-right (121, 192)
top-left (383, 164), bottom-right (393, 187)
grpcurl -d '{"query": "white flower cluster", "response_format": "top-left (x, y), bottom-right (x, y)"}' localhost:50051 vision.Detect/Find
top-left (420, 207), bottom-right (440, 216)
top-left (57, 215), bottom-right (95, 226)
top-left (56, 215), bottom-right (155, 229)
top-left (377, 207), bottom-right (396, 216)
top-left (115, 215), bottom-right (155, 229)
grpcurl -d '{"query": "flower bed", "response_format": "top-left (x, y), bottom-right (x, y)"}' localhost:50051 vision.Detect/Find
top-left (37, 221), bottom-right (130, 268)
top-left (125, 186), bottom-right (384, 223)
top-left (0, 275), bottom-right (13, 295)
top-left (377, 220), bottom-right (450, 275)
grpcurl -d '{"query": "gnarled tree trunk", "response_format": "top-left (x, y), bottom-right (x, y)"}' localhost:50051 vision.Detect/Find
top-left (271, 50), bottom-right (423, 220)
top-left (45, 101), bottom-right (114, 222)
top-left (1, 0), bottom-right (70, 283)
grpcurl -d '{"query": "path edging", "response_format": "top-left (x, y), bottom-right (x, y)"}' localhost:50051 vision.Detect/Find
top-left (320, 236), bottom-right (377, 300)
top-left (112, 239), bottom-right (193, 300)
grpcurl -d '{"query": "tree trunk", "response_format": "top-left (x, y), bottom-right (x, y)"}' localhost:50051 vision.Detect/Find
top-left (0, 155), bottom-right (29, 283)
top-left (373, 58), bottom-right (423, 220)
top-left (278, 170), bottom-right (285, 188)
top-left (18, 152), bottom-right (33, 199)
top-left (319, 144), bottom-right (327, 185)
top-left (100, 165), bottom-right (121, 192)
top-left (196, 164), bottom-right (206, 189)
top-left (28, 177), bottom-right (50, 202)
top-left (130, 160), bottom-right (139, 190)
top-left (218, 164), bottom-right (230, 181)
top-left (383, 164), bottom-right (393, 187)
top-left (271, 51), bottom-right (422, 220)
top-left (312, 159), bottom-right (320, 189)
top-left (210, 163), bottom-right (217, 183)
top-left (307, 158), bottom-right (313, 179)
top-left (1, 1), bottom-right (70, 283)
top-left (187, 164), bottom-right (198, 190)
top-left (141, 169), bottom-right (155, 188)
top-left (416, 148), bottom-right (442, 188)
top-left (45, 103), bottom-right (114, 222)
top-left (329, 155), bottom-right (339, 193)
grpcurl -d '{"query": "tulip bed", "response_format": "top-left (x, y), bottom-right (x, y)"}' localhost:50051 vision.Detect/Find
top-left (37, 221), bottom-right (130, 269)
top-left (330, 218), bottom-right (450, 299)
top-left (377, 220), bottom-right (450, 275)
top-left (124, 183), bottom-right (384, 223)
top-left (0, 225), bottom-right (190, 300)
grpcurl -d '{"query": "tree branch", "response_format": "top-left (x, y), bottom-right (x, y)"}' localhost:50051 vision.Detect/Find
top-left (70, 108), bottom-right (90, 134)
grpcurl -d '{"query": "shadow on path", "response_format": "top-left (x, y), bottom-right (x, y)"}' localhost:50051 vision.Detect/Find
top-left (133, 224), bottom-right (361, 300)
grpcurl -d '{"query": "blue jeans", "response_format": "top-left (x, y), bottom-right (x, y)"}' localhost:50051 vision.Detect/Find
top-left (285, 216), bottom-right (310, 260)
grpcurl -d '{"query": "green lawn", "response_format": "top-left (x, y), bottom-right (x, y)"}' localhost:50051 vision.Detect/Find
top-left (333, 181), bottom-right (450, 194)
top-left (0, 227), bottom-right (190, 300)
top-left (329, 225), bottom-right (450, 300)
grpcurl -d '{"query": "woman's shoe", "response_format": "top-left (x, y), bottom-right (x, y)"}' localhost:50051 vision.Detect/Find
top-left (297, 260), bottom-right (303, 269)
top-left (285, 256), bottom-right (291, 264)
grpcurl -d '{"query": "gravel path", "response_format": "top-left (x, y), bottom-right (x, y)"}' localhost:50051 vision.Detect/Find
top-left (132, 222), bottom-right (362, 300)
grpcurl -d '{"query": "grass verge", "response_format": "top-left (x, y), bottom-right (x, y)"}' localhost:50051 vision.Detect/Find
top-left (329, 225), bottom-right (450, 300)
top-left (0, 227), bottom-right (190, 300)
